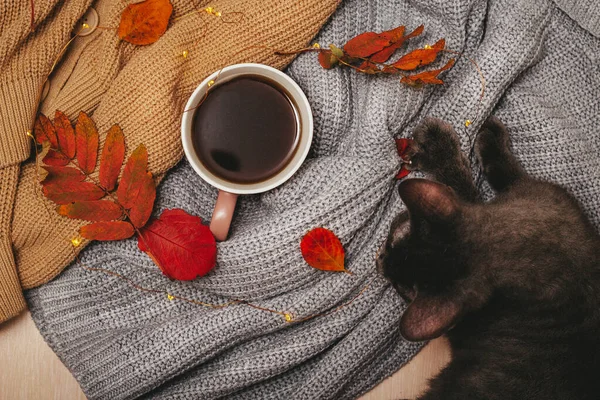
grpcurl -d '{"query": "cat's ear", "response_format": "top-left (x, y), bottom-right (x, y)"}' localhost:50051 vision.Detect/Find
top-left (399, 291), bottom-right (463, 341)
top-left (398, 179), bottom-right (459, 223)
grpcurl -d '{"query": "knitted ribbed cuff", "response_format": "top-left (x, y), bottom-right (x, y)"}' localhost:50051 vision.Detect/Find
top-left (0, 166), bottom-right (26, 322)
top-left (0, 77), bottom-right (42, 168)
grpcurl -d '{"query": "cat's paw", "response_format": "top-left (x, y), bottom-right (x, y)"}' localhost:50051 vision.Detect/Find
top-left (406, 118), bottom-right (463, 175)
top-left (475, 116), bottom-right (527, 192)
top-left (475, 116), bottom-right (510, 169)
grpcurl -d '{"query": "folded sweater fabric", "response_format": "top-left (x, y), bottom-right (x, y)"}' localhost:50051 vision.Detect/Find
top-left (0, 0), bottom-right (339, 323)
top-left (28, 0), bottom-right (600, 399)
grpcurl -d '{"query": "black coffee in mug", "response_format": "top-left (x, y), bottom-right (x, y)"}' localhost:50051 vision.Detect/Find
top-left (191, 76), bottom-right (299, 184)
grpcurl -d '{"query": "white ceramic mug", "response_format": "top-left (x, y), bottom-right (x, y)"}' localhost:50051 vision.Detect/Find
top-left (181, 63), bottom-right (313, 241)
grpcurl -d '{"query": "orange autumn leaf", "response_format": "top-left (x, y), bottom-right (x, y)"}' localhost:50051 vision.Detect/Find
top-left (99, 124), bottom-right (125, 191)
top-left (75, 111), bottom-right (99, 174)
top-left (300, 227), bottom-right (347, 272)
top-left (369, 24), bottom-right (423, 64)
top-left (54, 111), bottom-right (76, 159)
top-left (379, 25), bottom-right (406, 42)
top-left (128, 172), bottom-right (156, 228)
top-left (41, 166), bottom-right (85, 186)
top-left (34, 114), bottom-right (57, 147)
top-left (138, 209), bottom-right (217, 280)
top-left (118, 0), bottom-right (173, 46)
top-left (117, 144), bottom-right (148, 209)
top-left (391, 38), bottom-right (446, 71)
top-left (343, 31), bottom-right (392, 58)
top-left (42, 181), bottom-right (105, 205)
top-left (43, 149), bottom-right (70, 166)
top-left (57, 200), bottom-right (123, 222)
top-left (80, 221), bottom-right (135, 241)
top-left (401, 58), bottom-right (455, 86)
top-left (35, 110), bottom-right (161, 255)
top-left (357, 60), bottom-right (380, 74)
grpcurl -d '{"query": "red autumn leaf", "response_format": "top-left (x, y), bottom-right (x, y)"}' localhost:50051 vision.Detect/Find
top-left (395, 138), bottom-right (415, 179)
top-left (117, 144), bottom-right (148, 209)
top-left (75, 111), bottom-right (99, 174)
top-left (54, 111), bottom-right (76, 159)
top-left (401, 58), bottom-right (455, 86)
top-left (137, 209), bottom-right (217, 280)
top-left (99, 124), bottom-right (125, 191)
top-left (41, 166), bottom-right (85, 186)
top-left (117, 0), bottom-right (173, 45)
top-left (391, 38), bottom-right (446, 71)
top-left (34, 114), bottom-right (58, 147)
top-left (42, 181), bottom-right (105, 205)
top-left (318, 50), bottom-right (337, 69)
top-left (369, 24), bottom-right (424, 64)
top-left (396, 166), bottom-right (410, 179)
top-left (128, 172), bottom-right (156, 228)
top-left (343, 31), bottom-right (392, 58)
top-left (57, 200), bottom-right (123, 221)
top-left (396, 137), bottom-right (414, 157)
top-left (43, 149), bottom-right (70, 166)
top-left (300, 227), bottom-right (347, 272)
top-left (80, 221), bottom-right (135, 241)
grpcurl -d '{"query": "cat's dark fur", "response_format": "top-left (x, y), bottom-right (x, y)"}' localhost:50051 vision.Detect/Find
top-left (378, 117), bottom-right (600, 399)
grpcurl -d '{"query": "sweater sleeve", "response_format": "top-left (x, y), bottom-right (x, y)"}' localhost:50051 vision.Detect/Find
top-left (0, 0), bottom-right (92, 323)
top-left (0, 166), bottom-right (25, 321)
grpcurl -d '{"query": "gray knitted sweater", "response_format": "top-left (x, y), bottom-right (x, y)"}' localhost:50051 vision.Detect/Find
top-left (27, 0), bottom-right (600, 399)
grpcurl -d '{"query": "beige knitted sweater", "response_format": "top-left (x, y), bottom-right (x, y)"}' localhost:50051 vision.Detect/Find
top-left (0, 0), bottom-right (339, 323)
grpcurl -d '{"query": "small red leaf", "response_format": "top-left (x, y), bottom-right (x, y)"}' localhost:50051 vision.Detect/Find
top-left (318, 50), bottom-right (337, 69)
top-left (57, 200), bottom-right (123, 221)
top-left (42, 181), bottom-right (105, 204)
top-left (396, 166), bottom-right (410, 179)
top-left (396, 138), bottom-right (414, 158)
top-left (117, 0), bottom-right (173, 45)
top-left (137, 209), bottom-right (217, 280)
top-left (300, 227), bottom-right (347, 272)
top-left (117, 144), bottom-right (148, 209)
top-left (80, 221), bottom-right (135, 241)
top-left (395, 138), bottom-right (415, 179)
top-left (34, 114), bottom-right (58, 147)
top-left (401, 58), bottom-right (455, 86)
top-left (128, 172), bottom-right (156, 228)
top-left (42, 149), bottom-right (70, 166)
top-left (75, 111), bottom-right (99, 174)
top-left (391, 38), bottom-right (446, 71)
top-left (54, 111), bottom-right (76, 159)
top-left (344, 31), bottom-right (391, 58)
top-left (99, 124), bottom-right (125, 191)
top-left (41, 166), bottom-right (85, 186)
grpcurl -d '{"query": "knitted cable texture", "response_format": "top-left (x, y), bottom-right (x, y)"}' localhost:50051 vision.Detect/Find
top-left (28, 0), bottom-right (600, 398)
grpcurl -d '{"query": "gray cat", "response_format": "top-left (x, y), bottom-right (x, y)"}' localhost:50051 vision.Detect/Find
top-left (378, 117), bottom-right (600, 399)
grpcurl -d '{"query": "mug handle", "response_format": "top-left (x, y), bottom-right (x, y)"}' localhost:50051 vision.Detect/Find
top-left (210, 190), bottom-right (239, 241)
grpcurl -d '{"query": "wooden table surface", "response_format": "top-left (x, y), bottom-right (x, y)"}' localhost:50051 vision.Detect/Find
top-left (0, 311), bottom-right (451, 400)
